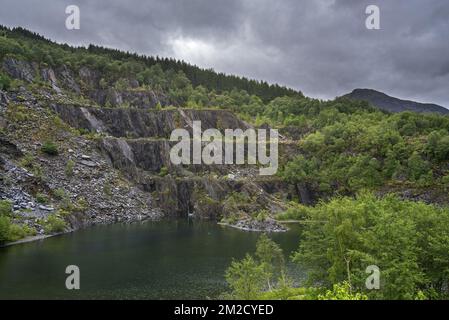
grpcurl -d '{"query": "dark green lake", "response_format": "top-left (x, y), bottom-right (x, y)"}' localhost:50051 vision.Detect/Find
top-left (0, 219), bottom-right (302, 299)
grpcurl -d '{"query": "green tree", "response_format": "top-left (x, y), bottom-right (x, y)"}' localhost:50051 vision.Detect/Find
top-left (225, 254), bottom-right (267, 299)
top-left (293, 192), bottom-right (449, 299)
top-left (317, 282), bottom-right (367, 300)
top-left (255, 234), bottom-right (285, 290)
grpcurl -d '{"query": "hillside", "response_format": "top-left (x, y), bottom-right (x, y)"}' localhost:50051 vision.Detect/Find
top-left (344, 88), bottom-right (449, 114)
top-left (1, 26), bottom-right (449, 299)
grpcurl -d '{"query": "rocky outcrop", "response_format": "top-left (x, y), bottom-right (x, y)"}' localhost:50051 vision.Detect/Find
top-left (87, 88), bottom-right (170, 109)
top-left (51, 104), bottom-right (250, 138)
top-left (0, 61), bottom-right (294, 233)
top-left (0, 93), bottom-right (163, 238)
top-left (2, 57), bottom-right (36, 82)
top-left (41, 68), bottom-right (61, 93)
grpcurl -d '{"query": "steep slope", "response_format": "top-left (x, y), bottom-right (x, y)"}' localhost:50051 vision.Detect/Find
top-left (344, 88), bottom-right (448, 114)
top-left (0, 51), bottom-right (293, 241)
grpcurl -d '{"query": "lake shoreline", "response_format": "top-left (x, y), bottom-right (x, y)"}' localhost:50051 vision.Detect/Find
top-left (0, 233), bottom-right (66, 248)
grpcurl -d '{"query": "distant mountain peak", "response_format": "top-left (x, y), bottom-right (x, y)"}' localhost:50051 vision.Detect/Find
top-left (344, 88), bottom-right (448, 114)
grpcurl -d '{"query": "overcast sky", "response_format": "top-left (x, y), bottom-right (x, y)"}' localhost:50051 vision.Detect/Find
top-left (1, 0), bottom-right (448, 107)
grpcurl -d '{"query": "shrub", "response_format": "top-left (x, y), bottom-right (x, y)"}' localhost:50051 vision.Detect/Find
top-left (442, 175), bottom-right (449, 192)
top-left (294, 192), bottom-right (449, 299)
top-left (225, 254), bottom-right (267, 299)
top-left (65, 159), bottom-right (75, 177)
top-left (317, 282), bottom-right (368, 300)
top-left (52, 188), bottom-right (67, 200)
top-left (159, 166), bottom-right (169, 177)
top-left (255, 210), bottom-right (268, 222)
top-left (19, 153), bottom-right (35, 168)
top-left (7, 223), bottom-right (27, 242)
top-left (76, 197), bottom-right (88, 211)
top-left (103, 183), bottom-right (112, 197)
top-left (0, 73), bottom-right (11, 90)
top-left (0, 216), bottom-right (11, 243)
top-left (0, 200), bottom-right (12, 216)
top-left (41, 141), bottom-right (58, 156)
top-left (43, 214), bottom-right (67, 234)
top-left (276, 204), bottom-right (312, 221)
top-left (36, 193), bottom-right (48, 204)
top-left (6, 104), bottom-right (29, 122)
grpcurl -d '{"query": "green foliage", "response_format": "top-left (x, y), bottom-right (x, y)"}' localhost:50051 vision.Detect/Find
top-left (158, 166), bottom-right (169, 177)
top-left (0, 200), bottom-right (12, 216)
top-left (65, 159), bottom-right (75, 177)
top-left (0, 72), bottom-right (11, 90)
top-left (0, 216), bottom-right (11, 243)
top-left (280, 101), bottom-right (449, 195)
top-left (19, 153), bottom-right (43, 179)
top-left (254, 209), bottom-right (269, 222)
top-left (224, 235), bottom-right (295, 299)
top-left (7, 223), bottom-right (28, 242)
top-left (35, 193), bottom-right (48, 204)
top-left (293, 192), bottom-right (449, 299)
top-left (41, 140), bottom-right (58, 156)
top-left (103, 183), bottom-right (112, 197)
top-left (0, 210), bottom-right (35, 243)
top-left (52, 188), bottom-right (67, 200)
top-left (6, 104), bottom-right (29, 122)
top-left (317, 282), bottom-right (368, 300)
top-left (0, 25), bottom-right (301, 106)
top-left (442, 174), bottom-right (449, 192)
top-left (225, 254), bottom-right (268, 299)
top-left (255, 234), bottom-right (285, 289)
top-left (276, 203), bottom-right (312, 221)
top-left (75, 197), bottom-right (88, 211)
top-left (43, 214), bottom-right (67, 234)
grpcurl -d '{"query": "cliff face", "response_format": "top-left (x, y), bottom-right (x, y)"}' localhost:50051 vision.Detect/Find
top-left (50, 103), bottom-right (291, 218)
top-left (50, 104), bottom-right (249, 139)
top-left (0, 57), bottom-right (295, 236)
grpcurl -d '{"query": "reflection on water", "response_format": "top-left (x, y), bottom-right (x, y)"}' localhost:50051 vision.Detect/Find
top-left (0, 219), bottom-right (301, 299)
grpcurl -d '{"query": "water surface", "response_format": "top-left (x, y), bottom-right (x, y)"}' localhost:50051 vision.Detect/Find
top-left (0, 219), bottom-right (301, 299)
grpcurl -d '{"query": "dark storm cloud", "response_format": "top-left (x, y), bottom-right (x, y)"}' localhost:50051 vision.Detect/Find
top-left (0, 0), bottom-right (448, 107)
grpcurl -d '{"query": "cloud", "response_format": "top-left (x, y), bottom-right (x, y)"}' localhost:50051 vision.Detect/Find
top-left (0, 0), bottom-right (448, 107)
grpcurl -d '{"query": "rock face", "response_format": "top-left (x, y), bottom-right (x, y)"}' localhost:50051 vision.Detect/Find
top-left (344, 88), bottom-right (449, 114)
top-left (41, 68), bottom-right (61, 93)
top-left (48, 101), bottom-right (291, 220)
top-left (51, 104), bottom-right (250, 138)
top-left (0, 57), bottom-right (296, 235)
top-left (2, 58), bottom-right (36, 82)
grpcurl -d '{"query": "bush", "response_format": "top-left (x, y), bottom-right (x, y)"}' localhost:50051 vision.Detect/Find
top-left (36, 193), bottom-right (48, 204)
top-left (19, 153), bottom-right (35, 169)
top-left (65, 159), bottom-right (75, 177)
top-left (0, 216), bottom-right (11, 243)
top-left (294, 192), bottom-right (449, 299)
top-left (103, 183), bottom-right (112, 197)
top-left (276, 204), bottom-right (312, 221)
top-left (43, 214), bottom-right (67, 234)
top-left (255, 210), bottom-right (268, 222)
top-left (6, 104), bottom-right (29, 122)
top-left (0, 214), bottom-right (34, 243)
top-left (0, 73), bottom-right (11, 90)
top-left (158, 166), bottom-right (169, 177)
top-left (0, 200), bottom-right (12, 216)
top-left (317, 282), bottom-right (368, 300)
top-left (7, 223), bottom-right (27, 242)
top-left (41, 141), bottom-right (58, 156)
top-left (52, 188), bottom-right (67, 200)
top-left (442, 175), bottom-right (449, 192)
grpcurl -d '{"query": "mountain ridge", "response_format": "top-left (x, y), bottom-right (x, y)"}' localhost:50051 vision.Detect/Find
top-left (344, 88), bottom-right (448, 114)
